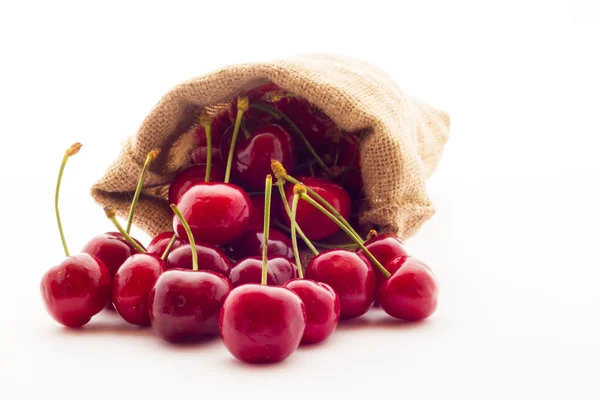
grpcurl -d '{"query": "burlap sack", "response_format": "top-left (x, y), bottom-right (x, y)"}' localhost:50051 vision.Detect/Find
top-left (91, 54), bottom-right (450, 241)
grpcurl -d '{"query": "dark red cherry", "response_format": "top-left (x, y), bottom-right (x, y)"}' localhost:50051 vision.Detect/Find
top-left (147, 232), bottom-right (184, 256)
top-left (149, 269), bottom-right (232, 342)
top-left (357, 233), bottom-right (408, 288)
top-left (281, 177), bottom-right (351, 241)
top-left (227, 229), bottom-right (293, 261)
top-left (174, 183), bottom-right (251, 246)
top-left (305, 249), bottom-right (376, 320)
top-left (377, 257), bottom-right (439, 321)
top-left (41, 254), bottom-right (111, 328)
top-left (190, 146), bottom-right (222, 166)
top-left (229, 256), bottom-right (297, 287)
top-left (274, 96), bottom-right (335, 150)
top-left (228, 83), bottom-right (282, 127)
top-left (169, 164), bottom-right (226, 206)
top-left (335, 133), bottom-right (363, 192)
top-left (283, 279), bottom-right (340, 344)
top-left (166, 244), bottom-right (232, 277)
top-left (220, 284), bottom-right (306, 363)
top-left (194, 110), bottom-right (231, 147)
top-left (82, 232), bottom-right (142, 278)
top-left (112, 253), bottom-right (166, 326)
top-left (248, 194), bottom-right (284, 230)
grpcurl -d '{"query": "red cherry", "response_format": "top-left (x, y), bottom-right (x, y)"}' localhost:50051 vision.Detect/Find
top-left (166, 244), bottom-right (232, 277)
top-left (190, 146), bottom-right (222, 166)
top-left (227, 228), bottom-right (293, 261)
top-left (82, 232), bottom-right (143, 278)
top-left (305, 249), bottom-right (376, 320)
top-left (229, 256), bottom-right (297, 287)
top-left (357, 233), bottom-right (409, 288)
top-left (173, 183), bottom-right (251, 246)
top-left (281, 177), bottom-right (351, 241)
top-left (220, 284), bottom-right (306, 363)
top-left (377, 257), bottom-right (438, 321)
top-left (146, 232), bottom-right (184, 256)
top-left (275, 97), bottom-right (335, 150)
top-left (169, 164), bottom-right (226, 206)
top-left (248, 194), bottom-right (284, 230)
top-left (41, 254), bottom-right (111, 328)
top-left (228, 83), bottom-right (282, 127)
top-left (335, 133), bottom-right (362, 192)
top-left (194, 111), bottom-right (231, 147)
top-left (112, 253), bottom-right (166, 326)
top-left (283, 279), bottom-right (340, 344)
top-left (149, 269), bottom-right (232, 342)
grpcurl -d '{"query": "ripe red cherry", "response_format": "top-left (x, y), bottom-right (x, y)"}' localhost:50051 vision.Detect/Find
top-left (169, 164), bottom-right (225, 206)
top-left (112, 253), bottom-right (166, 326)
top-left (228, 83), bottom-right (282, 128)
top-left (149, 270), bottom-right (232, 342)
top-left (82, 232), bottom-right (143, 278)
top-left (357, 233), bottom-right (408, 288)
top-left (190, 146), bottom-right (222, 166)
top-left (174, 183), bottom-right (251, 246)
top-left (166, 244), bottom-right (232, 277)
top-left (283, 279), bottom-right (340, 344)
top-left (41, 254), bottom-right (111, 328)
top-left (377, 257), bottom-right (439, 321)
top-left (194, 110), bottom-right (231, 147)
top-left (248, 194), bottom-right (284, 230)
top-left (229, 256), bottom-right (297, 287)
top-left (146, 232), bottom-right (184, 256)
top-left (220, 284), bottom-right (306, 363)
top-left (227, 228), bottom-right (293, 261)
top-left (305, 249), bottom-right (376, 320)
top-left (281, 177), bottom-right (351, 241)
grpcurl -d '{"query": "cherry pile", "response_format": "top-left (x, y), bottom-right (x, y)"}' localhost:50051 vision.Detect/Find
top-left (41, 84), bottom-right (440, 364)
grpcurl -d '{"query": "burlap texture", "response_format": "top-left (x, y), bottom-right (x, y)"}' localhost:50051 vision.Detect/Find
top-left (91, 54), bottom-right (450, 240)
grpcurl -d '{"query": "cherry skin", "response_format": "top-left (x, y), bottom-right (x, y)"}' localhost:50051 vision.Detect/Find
top-left (220, 284), bottom-right (306, 363)
top-left (227, 228), bottom-right (293, 261)
top-left (248, 194), bottom-right (284, 230)
top-left (377, 257), bottom-right (439, 321)
top-left (229, 256), bottom-right (297, 287)
top-left (112, 253), bottom-right (166, 326)
top-left (335, 133), bottom-right (363, 193)
top-left (174, 183), bottom-right (251, 246)
top-left (168, 164), bottom-right (226, 206)
top-left (357, 233), bottom-right (408, 288)
top-left (281, 177), bottom-right (351, 241)
top-left (81, 232), bottom-right (142, 278)
top-left (283, 279), bottom-right (340, 344)
top-left (146, 232), bottom-right (184, 256)
top-left (194, 110), bottom-right (231, 147)
top-left (305, 249), bottom-right (376, 320)
top-left (227, 83), bottom-right (282, 128)
top-left (149, 269), bottom-right (232, 342)
top-left (166, 244), bottom-right (232, 277)
top-left (41, 253), bottom-right (111, 328)
top-left (190, 146), bottom-right (222, 166)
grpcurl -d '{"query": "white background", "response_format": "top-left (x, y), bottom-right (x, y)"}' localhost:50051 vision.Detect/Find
top-left (1, 1), bottom-right (599, 399)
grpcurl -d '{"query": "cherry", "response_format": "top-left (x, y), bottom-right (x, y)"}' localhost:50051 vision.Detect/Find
top-left (357, 232), bottom-right (408, 288)
top-left (229, 256), bottom-right (297, 287)
top-left (227, 228), bottom-right (293, 261)
top-left (248, 194), bottom-right (284, 230)
top-left (166, 243), bottom-right (232, 277)
top-left (377, 257), bottom-right (439, 321)
top-left (82, 232), bottom-right (143, 278)
top-left (190, 146), bottom-right (222, 166)
top-left (194, 110), bottom-right (231, 147)
top-left (169, 164), bottom-right (226, 206)
top-left (40, 142), bottom-right (111, 328)
top-left (281, 177), bottom-right (351, 240)
top-left (146, 232), bottom-right (184, 256)
top-left (112, 253), bottom-right (166, 326)
top-left (173, 182), bottom-right (251, 246)
top-left (334, 133), bottom-right (362, 193)
top-left (227, 83), bottom-right (282, 128)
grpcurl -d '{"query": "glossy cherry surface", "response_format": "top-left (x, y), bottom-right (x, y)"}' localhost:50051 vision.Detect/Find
top-left (220, 284), bottom-right (306, 363)
top-left (149, 269), bottom-right (232, 342)
top-left (112, 253), bottom-right (166, 326)
top-left (227, 228), bottom-right (293, 261)
top-left (357, 233), bottom-right (409, 288)
top-left (282, 177), bottom-right (351, 241)
top-left (166, 244), bottom-right (232, 277)
top-left (305, 249), bottom-right (376, 320)
top-left (146, 232), bottom-right (184, 256)
top-left (41, 253), bottom-right (111, 327)
top-left (82, 232), bottom-right (141, 278)
top-left (283, 279), bottom-right (340, 344)
top-left (248, 194), bottom-right (284, 230)
top-left (169, 164), bottom-right (226, 206)
top-left (377, 257), bottom-right (439, 321)
top-left (229, 256), bottom-right (297, 287)
top-left (174, 183), bottom-right (251, 246)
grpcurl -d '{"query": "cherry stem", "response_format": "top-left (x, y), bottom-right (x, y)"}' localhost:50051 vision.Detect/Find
top-left (250, 102), bottom-right (331, 177)
top-left (104, 206), bottom-right (146, 253)
top-left (126, 148), bottom-right (160, 234)
top-left (261, 175), bottom-right (273, 285)
top-left (241, 119), bottom-right (251, 140)
top-left (290, 192), bottom-right (304, 278)
top-left (298, 189), bottom-right (390, 278)
top-left (55, 142), bottom-right (82, 257)
top-left (200, 112), bottom-right (212, 182)
top-left (275, 179), bottom-right (319, 256)
top-left (224, 96), bottom-right (248, 183)
top-left (171, 205), bottom-right (198, 271)
top-left (160, 233), bottom-right (178, 261)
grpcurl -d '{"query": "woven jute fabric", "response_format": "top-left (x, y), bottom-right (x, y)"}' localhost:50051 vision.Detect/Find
top-left (91, 54), bottom-right (450, 240)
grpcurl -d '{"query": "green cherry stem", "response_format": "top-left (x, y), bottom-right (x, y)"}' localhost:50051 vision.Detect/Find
top-left (271, 220), bottom-right (350, 250)
top-left (290, 189), bottom-right (304, 278)
top-left (241, 119), bottom-right (252, 140)
top-left (104, 206), bottom-right (146, 253)
top-left (296, 186), bottom-right (390, 278)
top-left (200, 111), bottom-right (212, 182)
top-left (224, 96), bottom-right (248, 183)
top-left (171, 205), bottom-right (198, 271)
top-left (160, 233), bottom-right (178, 261)
top-left (55, 142), bottom-right (82, 257)
top-left (126, 148), bottom-right (161, 234)
top-left (261, 175), bottom-right (273, 285)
